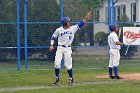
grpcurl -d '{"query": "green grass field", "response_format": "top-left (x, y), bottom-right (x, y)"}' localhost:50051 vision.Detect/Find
top-left (2, 82), bottom-right (140, 93)
top-left (0, 56), bottom-right (139, 93)
top-left (0, 69), bottom-right (140, 93)
top-left (0, 56), bottom-right (139, 71)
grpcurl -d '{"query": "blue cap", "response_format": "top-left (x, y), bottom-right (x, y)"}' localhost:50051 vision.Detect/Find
top-left (109, 24), bottom-right (118, 31)
top-left (61, 17), bottom-right (70, 26)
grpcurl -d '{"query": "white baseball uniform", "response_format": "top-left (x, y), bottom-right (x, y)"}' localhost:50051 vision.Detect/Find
top-left (108, 32), bottom-right (120, 67)
top-left (52, 25), bottom-right (80, 70)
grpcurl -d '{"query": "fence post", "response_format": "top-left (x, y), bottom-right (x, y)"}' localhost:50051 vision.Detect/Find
top-left (112, 0), bottom-right (115, 23)
top-left (60, 0), bottom-right (63, 19)
top-left (16, 0), bottom-right (20, 71)
top-left (60, 0), bottom-right (64, 69)
top-left (24, 0), bottom-right (28, 70)
top-left (108, 0), bottom-right (111, 25)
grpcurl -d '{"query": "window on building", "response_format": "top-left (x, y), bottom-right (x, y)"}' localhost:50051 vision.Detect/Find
top-left (116, 6), bottom-right (120, 22)
top-left (121, 5), bottom-right (126, 15)
top-left (105, 7), bottom-right (108, 22)
top-left (94, 9), bottom-right (100, 22)
top-left (131, 3), bottom-right (136, 22)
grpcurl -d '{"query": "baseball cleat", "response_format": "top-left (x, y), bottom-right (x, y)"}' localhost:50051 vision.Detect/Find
top-left (109, 76), bottom-right (115, 79)
top-left (114, 76), bottom-right (122, 79)
top-left (68, 78), bottom-right (74, 86)
top-left (52, 77), bottom-right (59, 85)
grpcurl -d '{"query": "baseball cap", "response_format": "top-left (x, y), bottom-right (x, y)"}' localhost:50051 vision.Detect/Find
top-left (61, 17), bottom-right (70, 26)
top-left (109, 24), bottom-right (118, 31)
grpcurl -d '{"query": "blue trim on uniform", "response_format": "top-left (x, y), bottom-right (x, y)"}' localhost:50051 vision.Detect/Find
top-left (51, 36), bottom-right (56, 40)
top-left (114, 66), bottom-right (118, 77)
top-left (109, 67), bottom-right (113, 76)
top-left (78, 21), bottom-right (85, 28)
top-left (67, 68), bottom-right (73, 78)
top-left (55, 68), bottom-right (60, 78)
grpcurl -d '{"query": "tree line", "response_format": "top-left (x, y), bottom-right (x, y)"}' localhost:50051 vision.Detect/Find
top-left (0, 0), bottom-right (60, 61)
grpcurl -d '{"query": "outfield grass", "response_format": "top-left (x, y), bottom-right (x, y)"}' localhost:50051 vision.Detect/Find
top-left (0, 68), bottom-right (139, 93)
top-left (0, 69), bottom-right (102, 88)
top-left (1, 82), bottom-right (140, 93)
top-left (0, 56), bottom-right (139, 92)
top-left (0, 68), bottom-right (139, 88)
top-left (0, 56), bottom-right (139, 71)
top-left (0, 69), bottom-right (140, 93)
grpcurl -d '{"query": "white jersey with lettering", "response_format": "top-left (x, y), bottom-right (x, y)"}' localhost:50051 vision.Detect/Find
top-left (108, 32), bottom-right (120, 49)
top-left (108, 32), bottom-right (120, 67)
top-left (52, 24), bottom-right (79, 70)
top-left (52, 25), bottom-right (79, 47)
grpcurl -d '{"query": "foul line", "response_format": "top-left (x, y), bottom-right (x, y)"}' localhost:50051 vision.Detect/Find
top-left (0, 81), bottom-right (122, 92)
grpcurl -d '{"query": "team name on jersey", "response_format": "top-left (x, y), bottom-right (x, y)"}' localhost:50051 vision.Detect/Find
top-left (60, 31), bottom-right (72, 36)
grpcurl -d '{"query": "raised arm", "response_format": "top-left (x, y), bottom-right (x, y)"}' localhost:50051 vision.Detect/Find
top-left (78, 11), bottom-right (93, 28)
top-left (83, 11), bottom-right (93, 22)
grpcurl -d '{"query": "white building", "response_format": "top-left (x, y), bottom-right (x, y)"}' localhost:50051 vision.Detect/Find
top-left (94, 0), bottom-right (139, 34)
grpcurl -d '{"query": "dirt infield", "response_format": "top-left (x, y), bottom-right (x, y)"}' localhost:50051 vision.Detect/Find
top-left (96, 73), bottom-right (140, 80)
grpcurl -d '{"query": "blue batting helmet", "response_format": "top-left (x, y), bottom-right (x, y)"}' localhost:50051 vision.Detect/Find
top-left (109, 24), bottom-right (118, 31)
top-left (61, 17), bottom-right (70, 26)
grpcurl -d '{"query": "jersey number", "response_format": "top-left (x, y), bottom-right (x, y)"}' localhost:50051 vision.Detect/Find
top-left (69, 36), bottom-right (71, 40)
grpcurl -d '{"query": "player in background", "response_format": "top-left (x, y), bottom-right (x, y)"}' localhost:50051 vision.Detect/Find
top-left (108, 24), bottom-right (125, 79)
top-left (49, 11), bottom-right (92, 85)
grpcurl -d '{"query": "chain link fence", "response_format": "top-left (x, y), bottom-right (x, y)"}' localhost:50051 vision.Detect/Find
top-left (0, 0), bottom-right (139, 71)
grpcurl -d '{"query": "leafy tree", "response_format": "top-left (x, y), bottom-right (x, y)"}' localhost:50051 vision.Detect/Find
top-left (0, 0), bottom-right (16, 60)
top-left (0, 0), bottom-right (60, 61)
top-left (0, 0), bottom-right (104, 61)
top-left (20, 0), bottom-right (60, 60)
top-left (63, 0), bottom-right (101, 46)
top-left (94, 32), bottom-right (108, 46)
top-left (0, 0), bottom-right (16, 47)
top-left (19, 0), bottom-right (60, 46)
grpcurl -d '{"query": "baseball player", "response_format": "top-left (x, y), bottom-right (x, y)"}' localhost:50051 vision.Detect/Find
top-left (108, 24), bottom-right (124, 79)
top-left (49, 11), bottom-right (92, 85)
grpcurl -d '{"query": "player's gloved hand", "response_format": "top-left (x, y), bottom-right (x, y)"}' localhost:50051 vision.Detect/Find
top-left (49, 46), bottom-right (54, 52)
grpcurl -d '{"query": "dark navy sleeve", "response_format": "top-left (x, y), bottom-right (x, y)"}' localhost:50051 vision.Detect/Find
top-left (51, 36), bottom-right (56, 40)
top-left (78, 21), bottom-right (85, 28)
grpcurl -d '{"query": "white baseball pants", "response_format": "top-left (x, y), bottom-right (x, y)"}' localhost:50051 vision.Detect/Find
top-left (109, 49), bottom-right (120, 67)
top-left (54, 46), bottom-right (72, 70)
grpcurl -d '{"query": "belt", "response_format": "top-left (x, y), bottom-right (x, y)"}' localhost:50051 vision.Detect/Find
top-left (110, 48), bottom-right (119, 49)
top-left (59, 45), bottom-right (71, 47)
